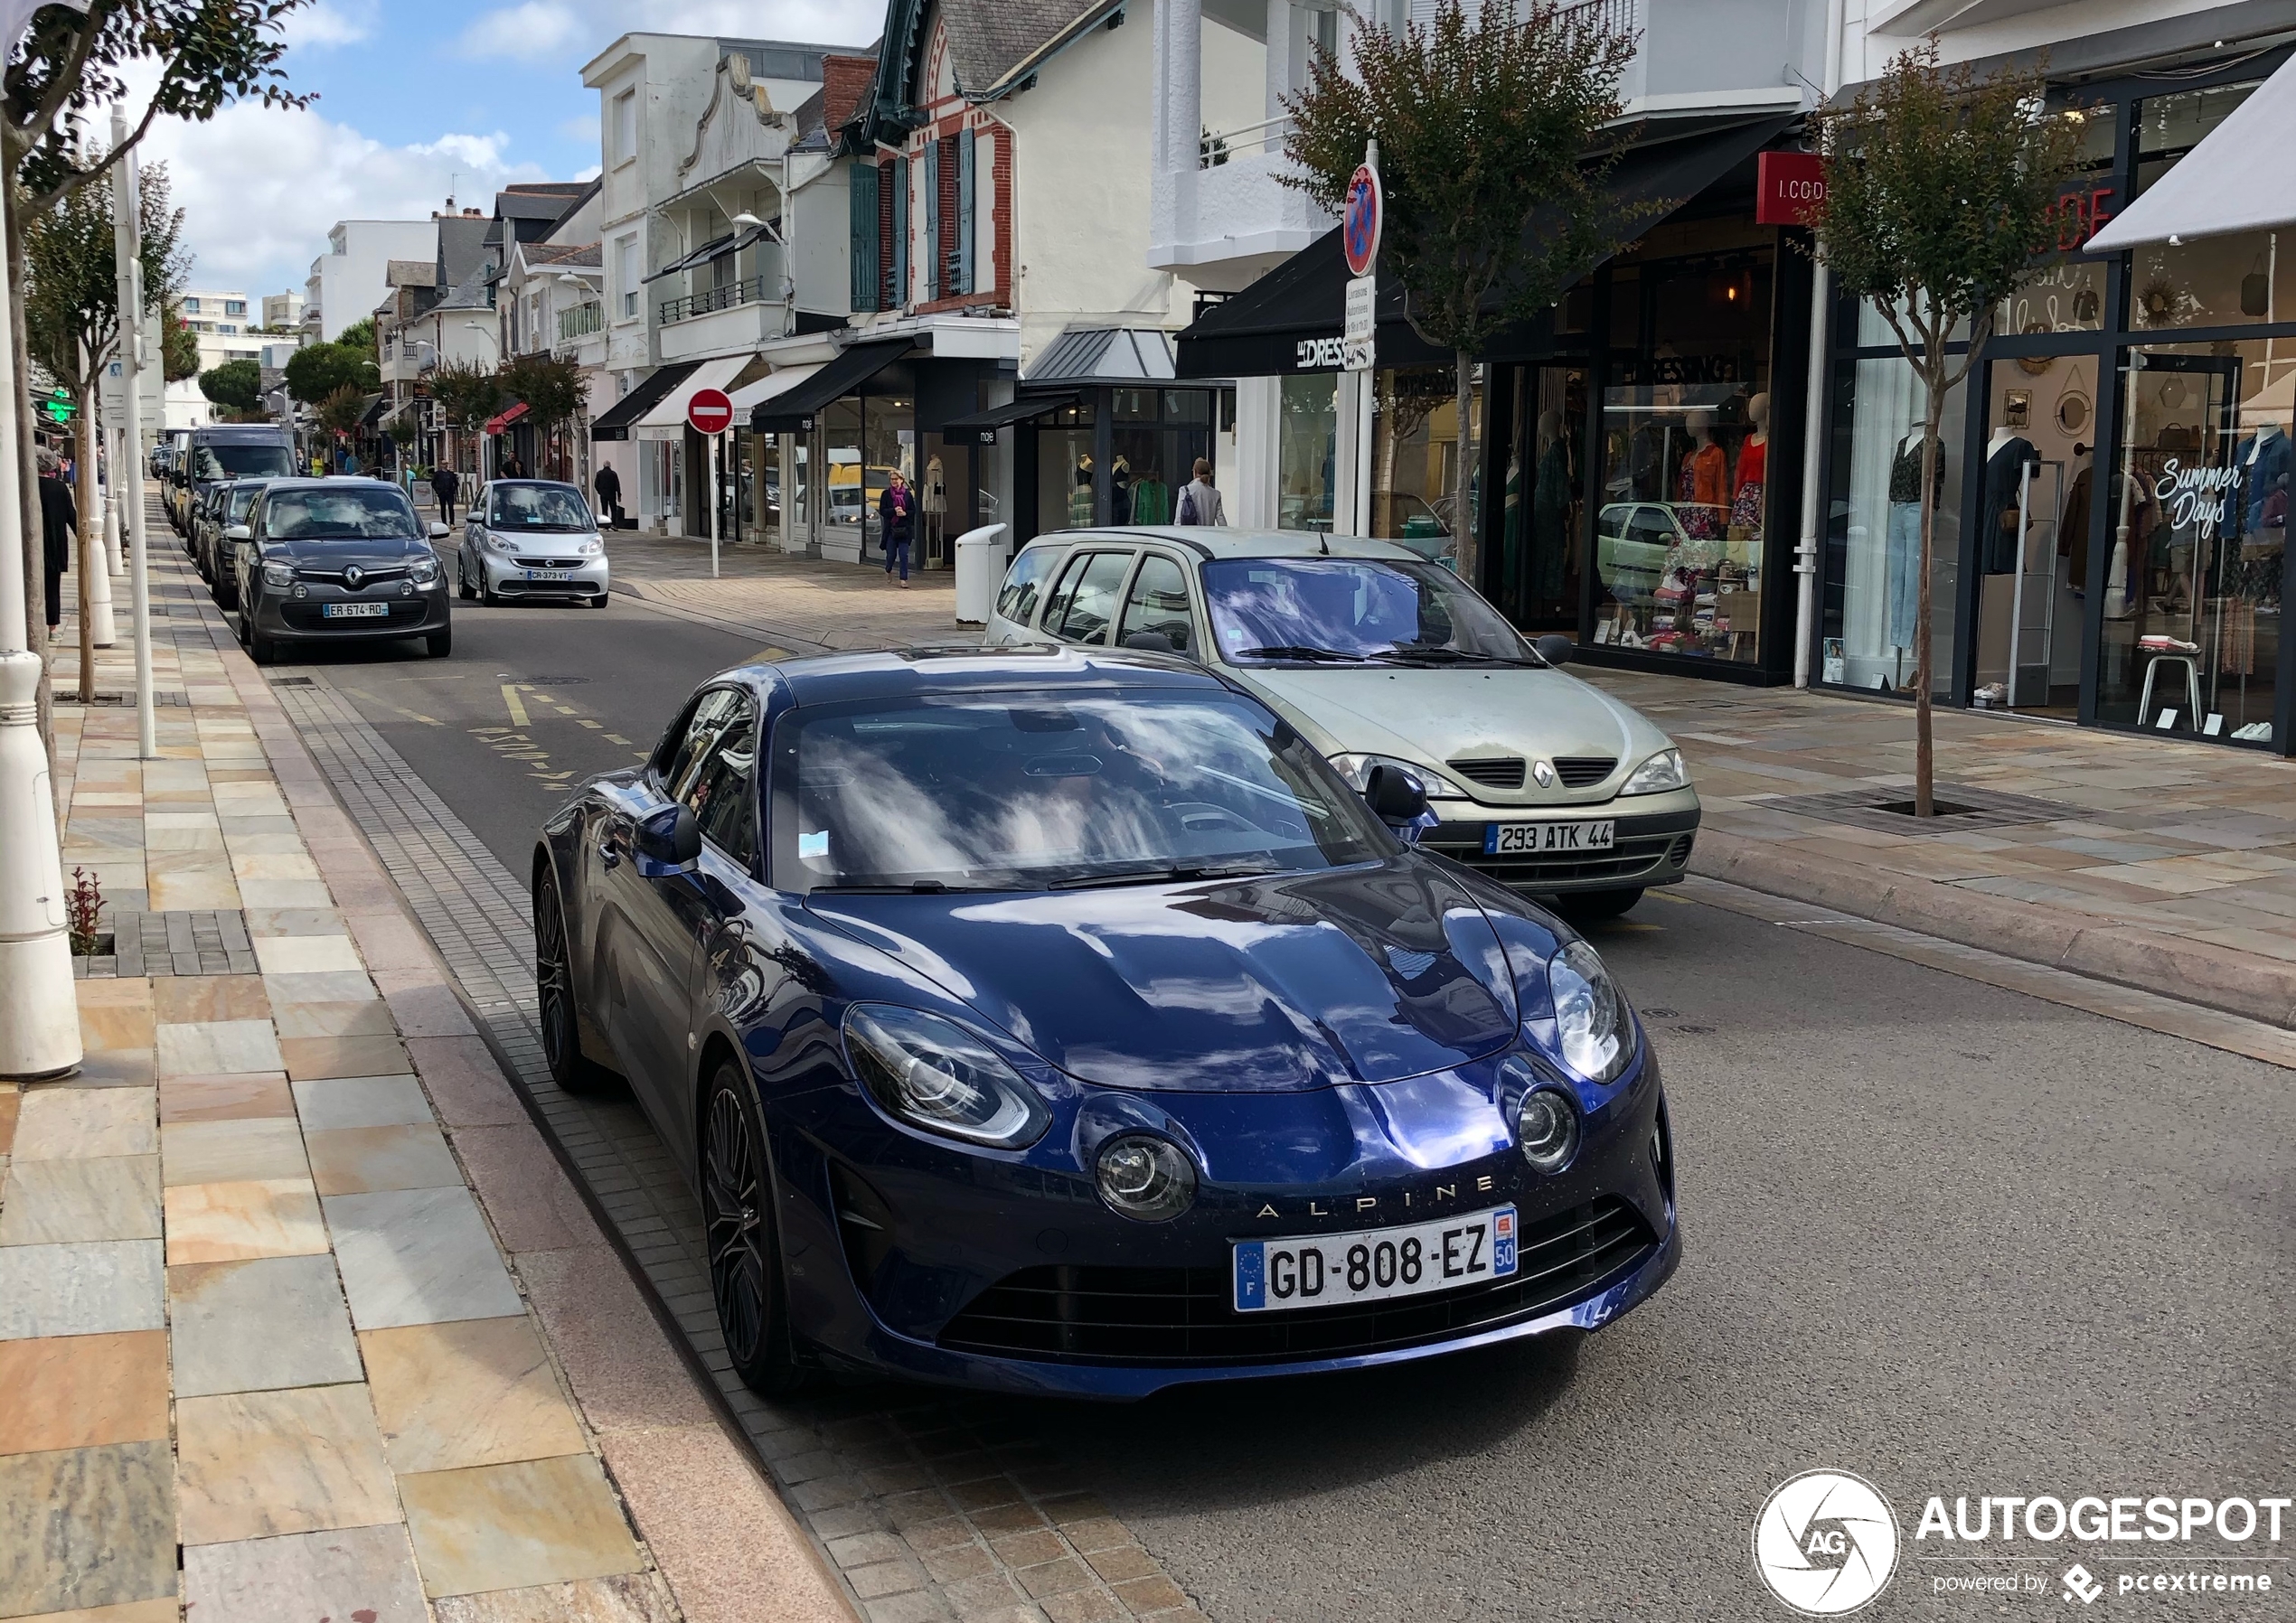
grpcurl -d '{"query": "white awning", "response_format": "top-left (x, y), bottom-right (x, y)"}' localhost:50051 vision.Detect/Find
top-left (728, 362), bottom-right (823, 413)
top-left (2086, 61), bottom-right (2296, 253)
top-left (633, 354), bottom-right (751, 440)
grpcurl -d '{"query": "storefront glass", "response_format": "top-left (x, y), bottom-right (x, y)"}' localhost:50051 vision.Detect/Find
top-left (1278, 373), bottom-right (1339, 531)
top-left (864, 391), bottom-right (916, 562)
top-left (1597, 246), bottom-right (1774, 661)
top-left (823, 396), bottom-right (864, 555)
top-left (1370, 363), bottom-right (1477, 568)
top-left (1110, 389), bottom-right (1186, 527)
top-left (2130, 83), bottom-right (2296, 332)
top-left (2096, 339), bottom-right (2291, 745)
top-left (1821, 358), bottom-right (1965, 694)
top-left (1036, 401), bottom-right (1096, 533)
top-left (1497, 365), bottom-right (1586, 627)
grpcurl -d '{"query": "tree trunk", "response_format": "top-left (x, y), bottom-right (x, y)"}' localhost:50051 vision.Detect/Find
top-left (1452, 349), bottom-right (1478, 584)
top-left (75, 383), bottom-right (93, 703)
top-left (1914, 357), bottom-right (1944, 819)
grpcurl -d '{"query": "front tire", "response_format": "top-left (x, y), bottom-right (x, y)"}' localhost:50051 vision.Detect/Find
top-left (457, 557), bottom-right (476, 600)
top-left (588, 592), bottom-right (608, 608)
top-left (533, 868), bottom-right (616, 1096)
top-left (1557, 887), bottom-right (1644, 922)
top-left (701, 1060), bottom-right (810, 1395)
top-left (425, 628), bottom-right (452, 658)
top-left (248, 626), bottom-right (278, 665)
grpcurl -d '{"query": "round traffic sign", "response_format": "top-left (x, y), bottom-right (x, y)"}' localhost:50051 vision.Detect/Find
top-left (687, 388), bottom-right (734, 435)
top-left (1342, 161), bottom-right (1382, 278)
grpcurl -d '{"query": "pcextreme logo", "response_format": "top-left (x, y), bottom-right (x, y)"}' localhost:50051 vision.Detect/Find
top-left (1754, 1471), bottom-right (1901, 1616)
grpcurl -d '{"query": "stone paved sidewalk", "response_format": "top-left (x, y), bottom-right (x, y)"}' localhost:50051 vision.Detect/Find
top-left (1585, 668), bottom-right (2296, 1030)
top-left (612, 552), bottom-right (972, 656)
top-left (0, 526), bottom-right (852, 1622)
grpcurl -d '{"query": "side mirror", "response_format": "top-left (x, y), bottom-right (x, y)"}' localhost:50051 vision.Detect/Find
top-left (1363, 764), bottom-right (1431, 841)
top-left (224, 524), bottom-right (250, 542)
top-left (428, 521), bottom-right (449, 539)
top-left (1535, 633), bottom-right (1574, 667)
top-left (635, 802), bottom-right (701, 876)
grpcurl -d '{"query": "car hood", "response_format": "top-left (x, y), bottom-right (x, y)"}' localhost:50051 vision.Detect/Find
top-left (267, 538), bottom-right (428, 568)
top-left (805, 858), bottom-right (1518, 1093)
top-left (1231, 666), bottom-right (1666, 790)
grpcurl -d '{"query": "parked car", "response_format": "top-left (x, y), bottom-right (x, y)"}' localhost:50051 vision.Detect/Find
top-left (232, 479), bottom-right (451, 663)
top-left (986, 530), bottom-right (1700, 919)
top-left (456, 479), bottom-right (609, 607)
top-left (532, 644), bottom-right (1677, 1398)
top-left (198, 478), bottom-right (275, 609)
top-left (1595, 502), bottom-right (1733, 605)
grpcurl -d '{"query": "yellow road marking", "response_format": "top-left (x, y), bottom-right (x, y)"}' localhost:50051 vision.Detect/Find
top-left (501, 685), bottom-right (531, 727)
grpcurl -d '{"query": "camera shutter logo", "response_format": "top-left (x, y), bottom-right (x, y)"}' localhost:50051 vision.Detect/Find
top-left (1753, 1470), bottom-right (1899, 1615)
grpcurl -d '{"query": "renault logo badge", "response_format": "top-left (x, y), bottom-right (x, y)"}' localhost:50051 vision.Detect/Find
top-left (1533, 760), bottom-right (1556, 787)
top-left (343, 565), bottom-right (363, 588)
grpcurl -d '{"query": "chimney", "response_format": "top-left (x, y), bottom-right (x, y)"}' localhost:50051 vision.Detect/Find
top-left (821, 52), bottom-right (879, 138)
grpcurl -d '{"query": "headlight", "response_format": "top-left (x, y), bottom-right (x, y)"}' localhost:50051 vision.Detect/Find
top-left (260, 560), bottom-right (294, 587)
top-left (484, 531), bottom-right (516, 554)
top-left (1620, 747), bottom-right (1688, 795)
top-left (1328, 752), bottom-right (1469, 800)
top-left (1548, 940), bottom-right (1634, 1084)
top-left (1516, 1086), bottom-right (1580, 1173)
top-left (842, 1005), bottom-right (1050, 1149)
top-left (577, 537), bottom-right (602, 556)
top-left (1095, 1134), bottom-right (1197, 1222)
top-left (409, 556), bottom-right (439, 584)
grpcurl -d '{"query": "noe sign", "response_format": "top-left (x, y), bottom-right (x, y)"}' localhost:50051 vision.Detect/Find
top-left (1756, 151), bottom-right (1826, 226)
top-left (686, 388), bottom-right (734, 435)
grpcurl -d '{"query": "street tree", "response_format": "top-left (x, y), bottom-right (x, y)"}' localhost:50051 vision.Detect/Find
top-left (199, 356), bottom-right (262, 417)
top-left (334, 315), bottom-right (373, 355)
top-left (315, 382), bottom-right (366, 439)
top-left (284, 337), bottom-right (377, 404)
top-left (427, 357), bottom-right (506, 476)
top-left (1283, 0), bottom-right (1641, 582)
top-left (161, 300), bottom-right (197, 380)
top-left (499, 352), bottom-right (584, 477)
top-left (1808, 44), bottom-right (2091, 815)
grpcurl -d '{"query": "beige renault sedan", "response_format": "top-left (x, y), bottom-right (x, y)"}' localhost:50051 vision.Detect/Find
top-left (983, 529), bottom-right (1700, 918)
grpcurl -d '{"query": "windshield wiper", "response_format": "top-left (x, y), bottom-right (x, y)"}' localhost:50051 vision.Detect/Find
top-left (1050, 862), bottom-right (1282, 890)
top-left (1374, 647), bottom-right (1539, 667)
top-left (1235, 644), bottom-right (1369, 662)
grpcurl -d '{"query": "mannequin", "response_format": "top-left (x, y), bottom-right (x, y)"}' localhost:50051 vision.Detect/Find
top-left (1730, 393), bottom-right (1768, 539)
top-left (921, 453), bottom-right (946, 562)
top-left (1679, 408), bottom-right (1727, 542)
top-left (1886, 428), bottom-right (1940, 662)
top-left (1981, 424), bottom-right (2040, 574)
top-left (1532, 408), bottom-right (1571, 605)
top-left (2058, 442), bottom-right (2093, 593)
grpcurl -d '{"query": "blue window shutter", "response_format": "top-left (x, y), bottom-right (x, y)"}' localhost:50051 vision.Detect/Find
top-left (921, 142), bottom-right (939, 301)
top-left (889, 156), bottom-right (909, 308)
top-left (956, 129), bottom-right (974, 296)
top-left (850, 161), bottom-right (879, 314)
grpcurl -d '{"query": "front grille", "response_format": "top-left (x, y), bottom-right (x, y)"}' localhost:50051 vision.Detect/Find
top-left (937, 1196), bottom-right (1656, 1365)
top-left (299, 566), bottom-right (409, 587)
top-left (1449, 756), bottom-right (1526, 790)
top-left (518, 558), bottom-right (588, 569)
top-left (1554, 756), bottom-right (1617, 788)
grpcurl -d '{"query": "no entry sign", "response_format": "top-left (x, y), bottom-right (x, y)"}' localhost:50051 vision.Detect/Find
top-left (687, 388), bottom-right (734, 435)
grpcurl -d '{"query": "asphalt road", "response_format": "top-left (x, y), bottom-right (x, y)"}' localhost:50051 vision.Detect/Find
top-left (306, 591), bottom-right (2294, 1621)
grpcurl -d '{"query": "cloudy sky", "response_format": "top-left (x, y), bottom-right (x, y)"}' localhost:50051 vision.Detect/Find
top-left (134, 0), bottom-right (880, 303)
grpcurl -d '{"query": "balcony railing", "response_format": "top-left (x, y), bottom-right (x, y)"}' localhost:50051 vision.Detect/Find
top-left (558, 302), bottom-right (603, 342)
top-left (1560, 0), bottom-right (1637, 39)
top-left (659, 275), bottom-right (770, 326)
top-left (1200, 115), bottom-right (1292, 169)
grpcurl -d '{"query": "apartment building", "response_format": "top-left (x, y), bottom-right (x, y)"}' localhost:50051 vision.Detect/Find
top-left (306, 219), bottom-right (438, 342)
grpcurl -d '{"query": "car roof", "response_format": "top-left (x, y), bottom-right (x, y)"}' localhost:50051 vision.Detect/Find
top-left (258, 478), bottom-right (411, 497)
top-left (1016, 527), bottom-right (1424, 563)
top-left (722, 643), bottom-right (1232, 708)
top-left (484, 479), bottom-right (582, 493)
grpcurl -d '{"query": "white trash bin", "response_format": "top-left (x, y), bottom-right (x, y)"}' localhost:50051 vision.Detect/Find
top-left (953, 522), bottom-right (1011, 626)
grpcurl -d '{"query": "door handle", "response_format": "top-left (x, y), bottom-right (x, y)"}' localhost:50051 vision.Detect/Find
top-left (598, 829), bottom-right (625, 869)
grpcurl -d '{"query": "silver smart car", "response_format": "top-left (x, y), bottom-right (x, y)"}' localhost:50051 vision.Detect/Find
top-left (456, 480), bottom-right (611, 607)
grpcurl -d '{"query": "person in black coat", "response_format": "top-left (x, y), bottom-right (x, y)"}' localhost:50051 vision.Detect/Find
top-left (430, 464), bottom-right (461, 525)
top-left (593, 463), bottom-right (622, 528)
top-left (37, 451), bottom-right (74, 634)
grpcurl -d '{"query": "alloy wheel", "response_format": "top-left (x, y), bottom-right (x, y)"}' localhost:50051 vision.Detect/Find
top-left (703, 1082), bottom-right (771, 1365)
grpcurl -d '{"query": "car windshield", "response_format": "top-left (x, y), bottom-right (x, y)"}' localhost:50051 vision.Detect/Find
top-left (1200, 558), bottom-right (1538, 666)
top-left (195, 444), bottom-right (295, 481)
top-left (263, 487), bottom-right (419, 540)
top-left (773, 690), bottom-right (1391, 892)
top-left (488, 484), bottom-right (593, 531)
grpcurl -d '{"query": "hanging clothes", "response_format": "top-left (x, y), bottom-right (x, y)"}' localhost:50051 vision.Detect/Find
top-left (1980, 436), bottom-right (2040, 575)
top-left (1131, 476), bottom-right (1171, 526)
top-left (2060, 464), bottom-right (2094, 585)
top-left (2233, 429), bottom-right (2290, 535)
top-left (1532, 433), bottom-right (1573, 604)
top-left (1679, 439), bottom-right (1727, 540)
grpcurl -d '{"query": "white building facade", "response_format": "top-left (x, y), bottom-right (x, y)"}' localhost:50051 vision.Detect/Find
top-left (306, 220), bottom-right (438, 343)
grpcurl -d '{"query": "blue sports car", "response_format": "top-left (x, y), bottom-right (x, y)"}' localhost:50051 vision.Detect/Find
top-left (532, 645), bottom-right (1678, 1400)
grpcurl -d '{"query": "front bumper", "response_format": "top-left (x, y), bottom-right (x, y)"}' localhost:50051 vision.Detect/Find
top-left (1421, 790), bottom-right (1701, 895)
top-left (480, 550), bottom-right (609, 599)
top-left (773, 1051), bottom-right (1677, 1400)
top-left (245, 579), bottom-right (450, 641)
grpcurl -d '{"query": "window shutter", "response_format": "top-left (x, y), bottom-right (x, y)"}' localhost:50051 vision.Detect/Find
top-left (850, 161), bottom-right (880, 314)
top-left (889, 156), bottom-right (909, 309)
top-left (877, 160), bottom-right (896, 309)
top-left (955, 128), bottom-right (974, 296)
top-left (921, 141), bottom-right (939, 302)
top-left (938, 136), bottom-right (960, 298)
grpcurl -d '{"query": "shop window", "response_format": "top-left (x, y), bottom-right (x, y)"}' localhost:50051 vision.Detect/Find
top-left (1498, 365), bottom-right (1587, 629)
top-left (1036, 402), bottom-right (1096, 533)
top-left (1597, 249), bottom-right (1774, 661)
top-left (1279, 373), bottom-right (1339, 533)
top-left (1821, 356), bottom-right (1965, 695)
top-left (2131, 82), bottom-right (2296, 330)
top-left (2096, 339), bottom-right (2291, 746)
top-left (823, 397), bottom-right (865, 554)
top-left (1370, 363), bottom-right (1477, 570)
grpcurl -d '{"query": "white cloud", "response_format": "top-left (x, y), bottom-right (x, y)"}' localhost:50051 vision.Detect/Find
top-left (138, 99), bottom-right (547, 297)
top-left (457, 1), bottom-right (585, 62)
top-left (284, 0), bottom-right (380, 49)
top-left (455, 0), bottom-right (876, 63)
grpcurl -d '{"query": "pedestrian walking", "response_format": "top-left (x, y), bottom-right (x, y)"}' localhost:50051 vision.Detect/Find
top-left (594, 463), bottom-right (622, 528)
top-left (1176, 457), bottom-right (1227, 526)
top-left (879, 470), bottom-right (916, 587)
top-left (431, 464), bottom-right (461, 526)
top-left (37, 450), bottom-right (74, 636)
top-left (501, 453), bottom-right (527, 480)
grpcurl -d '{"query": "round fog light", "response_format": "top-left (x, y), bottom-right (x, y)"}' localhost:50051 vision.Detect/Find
top-left (1517, 1087), bottom-right (1580, 1174)
top-left (1095, 1135), bottom-right (1196, 1222)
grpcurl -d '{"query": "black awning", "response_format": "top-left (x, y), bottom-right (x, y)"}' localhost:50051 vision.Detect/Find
top-left (937, 391), bottom-right (1081, 441)
top-left (591, 361), bottom-right (699, 442)
top-left (749, 339), bottom-right (908, 433)
top-left (1177, 113), bottom-right (1799, 380)
top-left (642, 223), bottom-right (776, 285)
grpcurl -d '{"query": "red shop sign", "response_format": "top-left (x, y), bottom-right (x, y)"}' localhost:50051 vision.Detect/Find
top-left (1756, 151), bottom-right (1826, 227)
